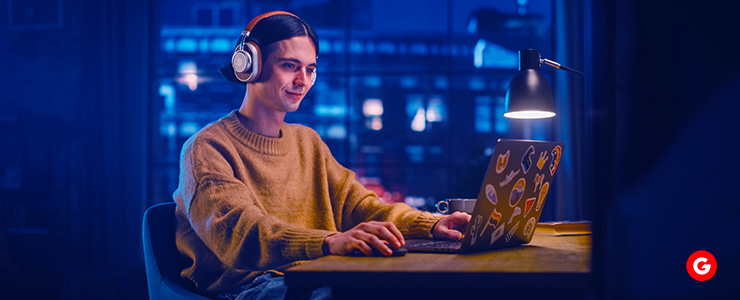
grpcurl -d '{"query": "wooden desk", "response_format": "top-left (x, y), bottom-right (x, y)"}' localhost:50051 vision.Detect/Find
top-left (285, 228), bottom-right (591, 298)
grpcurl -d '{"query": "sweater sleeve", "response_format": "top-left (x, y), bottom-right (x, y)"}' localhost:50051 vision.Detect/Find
top-left (319, 140), bottom-right (442, 239)
top-left (176, 135), bottom-right (335, 271)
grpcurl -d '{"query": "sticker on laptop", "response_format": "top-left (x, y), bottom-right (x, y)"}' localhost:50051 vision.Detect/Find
top-left (508, 207), bottom-right (521, 224)
top-left (509, 178), bottom-right (526, 207)
top-left (536, 151), bottom-right (549, 170)
top-left (536, 182), bottom-right (550, 211)
top-left (480, 208), bottom-right (503, 237)
top-left (550, 145), bottom-right (562, 176)
top-left (490, 223), bottom-right (505, 245)
top-left (495, 150), bottom-right (510, 174)
top-left (469, 214), bottom-right (484, 245)
top-left (505, 221), bottom-right (520, 243)
top-left (521, 145), bottom-right (536, 174)
top-left (533, 173), bottom-right (544, 192)
top-left (485, 184), bottom-right (497, 205)
top-left (499, 169), bottom-right (520, 187)
top-left (524, 197), bottom-right (536, 216)
top-left (523, 217), bottom-right (536, 239)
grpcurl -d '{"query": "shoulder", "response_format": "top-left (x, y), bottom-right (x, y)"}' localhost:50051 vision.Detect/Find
top-left (283, 123), bottom-right (321, 139)
top-left (182, 117), bottom-right (234, 157)
top-left (282, 123), bottom-right (325, 145)
top-left (282, 123), bottom-right (332, 155)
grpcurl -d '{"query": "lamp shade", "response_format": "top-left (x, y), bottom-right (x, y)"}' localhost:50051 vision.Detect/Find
top-left (504, 49), bottom-right (556, 119)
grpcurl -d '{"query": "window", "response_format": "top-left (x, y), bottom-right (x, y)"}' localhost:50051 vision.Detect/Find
top-left (151, 0), bottom-right (557, 213)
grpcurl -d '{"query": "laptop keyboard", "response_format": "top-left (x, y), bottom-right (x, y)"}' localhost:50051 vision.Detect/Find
top-left (410, 240), bottom-right (462, 249)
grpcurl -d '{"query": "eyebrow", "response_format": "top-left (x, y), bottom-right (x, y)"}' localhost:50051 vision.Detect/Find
top-left (277, 57), bottom-right (317, 68)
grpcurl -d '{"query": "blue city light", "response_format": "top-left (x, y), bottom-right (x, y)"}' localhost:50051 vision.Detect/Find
top-left (494, 97), bottom-right (509, 133)
top-left (364, 76), bottom-right (382, 87)
top-left (350, 40), bottom-right (364, 54)
top-left (319, 38), bottom-right (332, 54)
top-left (180, 122), bottom-right (200, 137)
top-left (176, 38), bottom-right (198, 52)
top-left (475, 96), bottom-right (492, 133)
top-left (409, 42), bottom-right (427, 55)
top-left (377, 41), bottom-right (395, 54)
top-left (314, 105), bottom-right (347, 117)
top-left (210, 38), bottom-right (231, 53)
top-left (468, 77), bottom-right (486, 91)
top-left (405, 145), bottom-right (425, 162)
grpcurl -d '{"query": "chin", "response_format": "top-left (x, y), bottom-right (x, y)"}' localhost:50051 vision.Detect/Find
top-left (284, 102), bottom-right (302, 112)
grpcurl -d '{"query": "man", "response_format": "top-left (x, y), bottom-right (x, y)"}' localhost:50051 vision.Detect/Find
top-left (173, 11), bottom-right (470, 299)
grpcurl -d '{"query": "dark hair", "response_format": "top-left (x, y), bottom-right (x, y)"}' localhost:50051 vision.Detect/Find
top-left (219, 13), bottom-right (319, 85)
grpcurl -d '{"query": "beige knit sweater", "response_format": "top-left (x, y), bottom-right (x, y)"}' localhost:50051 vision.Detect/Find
top-left (173, 111), bottom-right (441, 295)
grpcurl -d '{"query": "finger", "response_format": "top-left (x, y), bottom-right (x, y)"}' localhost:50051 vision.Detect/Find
top-left (443, 227), bottom-right (464, 241)
top-left (374, 222), bottom-right (404, 248)
top-left (452, 212), bottom-right (472, 222)
top-left (449, 212), bottom-right (472, 227)
top-left (364, 222), bottom-right (403, 248)
top-left (349, 238), bottom-right (373, 256)
top-left (364, 234), bottom-right (393, 256)
top-left (376, 226), bottom-right (403, 249)
top-left (384, 222), bottom-right (406, 246)
top-left (456, 214), bottom-right (471, 232)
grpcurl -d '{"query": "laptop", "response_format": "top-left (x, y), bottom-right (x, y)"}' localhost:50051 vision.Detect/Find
top-left (403, 139), bottom-right (565, 253)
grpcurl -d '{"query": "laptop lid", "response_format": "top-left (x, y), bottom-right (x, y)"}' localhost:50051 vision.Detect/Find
top-left (457, 139), bottom-right (565, 252)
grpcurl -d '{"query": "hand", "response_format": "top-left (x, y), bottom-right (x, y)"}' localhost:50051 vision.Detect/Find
top-left (432, 212), bottom-right (471, 240)
top-left (323, 221), bottom-right (405, 257)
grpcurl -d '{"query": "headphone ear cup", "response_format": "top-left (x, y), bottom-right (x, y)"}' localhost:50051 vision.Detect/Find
top-left (232, 50), bottom-right (251, 74)
top-left (243, 42), bottom-right (262, 82)
top-left (311, 70), bottom-right (316, 85)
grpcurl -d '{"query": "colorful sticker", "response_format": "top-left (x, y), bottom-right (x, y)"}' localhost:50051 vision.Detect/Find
top-left (488, 208), bottom-right (503, 228)
top-left (509, 178), bottom-right (526, 207)
top-left (505, 221), bottom-right (520, 243)
top-left (495, 150), bottom-right (510, 174)
top-left (470, 215), bottom-right (484, 245)
top-left (524, 197), bottom-right (536, 216)
top-left (533, 173), bottom-right (544, 192)
top-left (550, 145), bottom-right (562, 176)
top-left (536, 151), bottom-right (549, 170)
top-left (508, 207), bottom-right (521, 224)
top-left (536, 182), bottom-right (550, 211)
top-left (485, 184), bottom-right (497, 205)
top-left (480, 208), bottom-right (503, 237)
top-left (490, 223), bottom-right (505, 245)
top-left (499, 169), bottom-right (520, 187)
top-left (523, 217), bottom-right (536, 239)
top-left (521, 145), bottom-right (536, 174)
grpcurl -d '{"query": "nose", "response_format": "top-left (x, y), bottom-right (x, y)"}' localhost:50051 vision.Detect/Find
top-left (294, 69), bottom-right (309, 86)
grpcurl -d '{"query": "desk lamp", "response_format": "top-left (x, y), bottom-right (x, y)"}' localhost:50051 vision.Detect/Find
top-left (504, 49), bottom-right (586, 119)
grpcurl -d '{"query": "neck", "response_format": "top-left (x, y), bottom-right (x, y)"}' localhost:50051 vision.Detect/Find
top-left (238, 92), bottom-right (286, 138)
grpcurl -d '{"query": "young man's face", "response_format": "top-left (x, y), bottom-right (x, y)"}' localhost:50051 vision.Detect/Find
top-left (251, 35), bottom-right (317, 113)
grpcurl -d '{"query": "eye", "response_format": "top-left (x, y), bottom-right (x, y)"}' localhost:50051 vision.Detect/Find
top-left (282, 62), bottom-right (296, 69)
top-left (306, 67), bottom-right (315, 74)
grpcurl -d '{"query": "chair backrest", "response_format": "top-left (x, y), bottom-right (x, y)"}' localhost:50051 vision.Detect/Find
top-left (143, 202), bottom-right (211, 300)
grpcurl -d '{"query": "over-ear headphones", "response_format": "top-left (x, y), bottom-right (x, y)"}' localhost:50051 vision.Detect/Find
top-left (232, 11), bottom-right (317, 85)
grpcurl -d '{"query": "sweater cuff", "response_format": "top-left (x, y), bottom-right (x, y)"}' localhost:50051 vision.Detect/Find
top-left (404, 213), bottom-right (445, 239)
top-left (282, 229), bottom-right (337, 260)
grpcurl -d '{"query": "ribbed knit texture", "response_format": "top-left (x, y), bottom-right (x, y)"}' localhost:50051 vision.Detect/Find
top-left (173, 111), bottom-right (442, 296)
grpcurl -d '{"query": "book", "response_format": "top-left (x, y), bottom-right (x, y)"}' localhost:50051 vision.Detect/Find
top-left (535, 221), bottom-right (591, 236)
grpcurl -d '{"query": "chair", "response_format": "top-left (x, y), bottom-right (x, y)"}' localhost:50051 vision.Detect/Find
top-left (143, 202), bottom-right (211, 300)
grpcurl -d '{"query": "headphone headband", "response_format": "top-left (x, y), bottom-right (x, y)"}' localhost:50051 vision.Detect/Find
top-left (236, 11), bottom-right (299, 53)
top-left (244, 11), bottom-right (298, 36)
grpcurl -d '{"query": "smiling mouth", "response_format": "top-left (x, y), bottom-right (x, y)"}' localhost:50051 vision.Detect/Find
top-left (286, 91), bottom-right (303, 97)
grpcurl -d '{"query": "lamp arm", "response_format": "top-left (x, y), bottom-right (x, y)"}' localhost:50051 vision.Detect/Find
top-left (541, 57), bottom-right (631, 94)
top-left (541, 58), bottom-right (588, 77)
